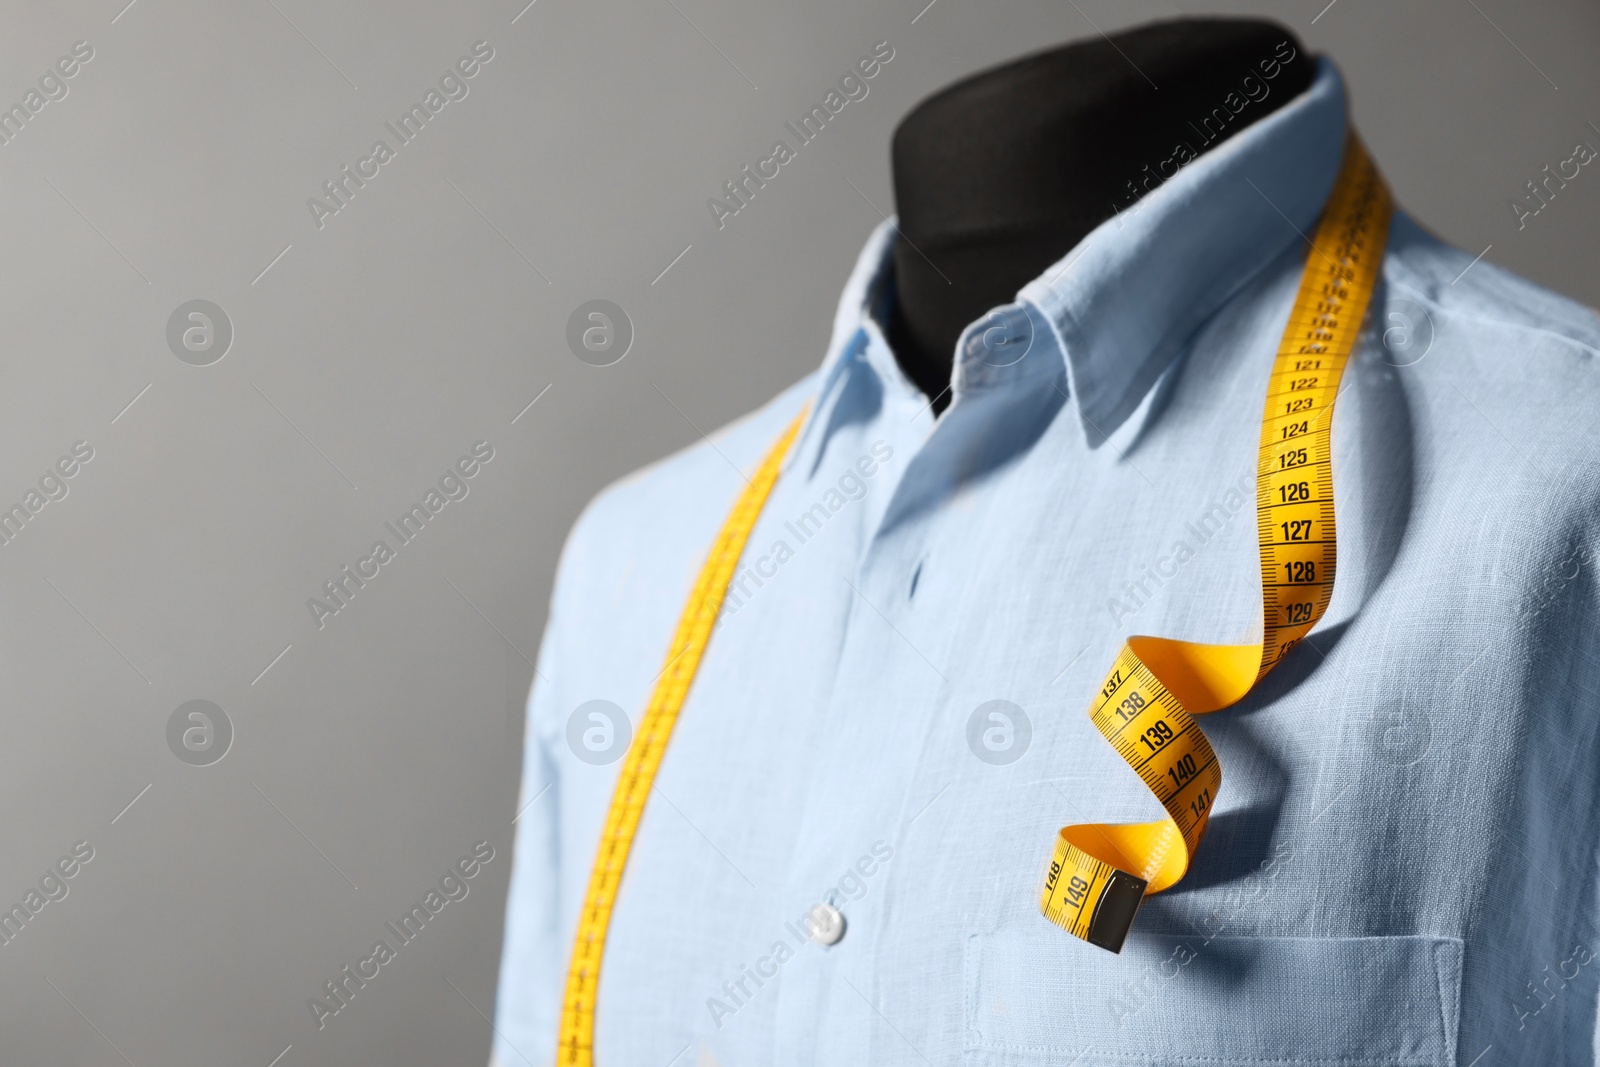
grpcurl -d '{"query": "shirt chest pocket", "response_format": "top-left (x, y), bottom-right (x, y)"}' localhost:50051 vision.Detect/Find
top-left (964, 923), bottom-right (1463, 1067)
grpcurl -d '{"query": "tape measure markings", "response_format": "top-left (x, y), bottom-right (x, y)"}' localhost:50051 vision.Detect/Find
top-left (1039, 134), bottom-right (1391, 951)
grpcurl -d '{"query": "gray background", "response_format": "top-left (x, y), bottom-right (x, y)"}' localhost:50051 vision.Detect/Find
top-left (0, 0), bottom-right (1593, 1064)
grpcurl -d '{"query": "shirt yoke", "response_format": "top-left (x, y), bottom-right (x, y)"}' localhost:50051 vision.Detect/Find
top-left (1386, 211), bottom-right (1600, 363)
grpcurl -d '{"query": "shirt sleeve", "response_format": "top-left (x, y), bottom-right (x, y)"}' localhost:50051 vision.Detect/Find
top-left (490, 594), bottom-right (564, 1067)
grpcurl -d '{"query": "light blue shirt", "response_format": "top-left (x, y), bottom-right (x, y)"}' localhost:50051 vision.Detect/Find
top-left (494, 59), bottom-right (1600, 1067)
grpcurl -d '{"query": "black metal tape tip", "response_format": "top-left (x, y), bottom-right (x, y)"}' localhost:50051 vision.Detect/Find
top-left (1086, 869), bottom-right (1148, 954)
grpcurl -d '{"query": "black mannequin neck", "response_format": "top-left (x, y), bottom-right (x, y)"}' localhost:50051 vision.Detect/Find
top-left (887, 18), bottom-right (1314, 412)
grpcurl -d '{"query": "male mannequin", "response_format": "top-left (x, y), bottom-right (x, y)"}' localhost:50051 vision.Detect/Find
top-left (888, 18), bottom-right (1315, 409)
top-left (497, 20), bottom-right (1600, 1067)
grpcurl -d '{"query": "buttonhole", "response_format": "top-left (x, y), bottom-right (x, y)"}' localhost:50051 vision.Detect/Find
top-left (909, 560), bottom-right (924, 600)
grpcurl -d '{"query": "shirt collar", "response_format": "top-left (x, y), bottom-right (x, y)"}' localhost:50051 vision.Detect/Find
top-left (796, 55), bottom-right (1349, 461)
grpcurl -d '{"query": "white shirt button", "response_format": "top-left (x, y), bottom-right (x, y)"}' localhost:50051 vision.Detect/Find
top-left (808, 903), bottom-right (846, 946)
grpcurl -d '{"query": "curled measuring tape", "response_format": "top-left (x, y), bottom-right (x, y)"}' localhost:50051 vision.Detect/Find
top-left (1039, 133), bottom-right (1392, 952)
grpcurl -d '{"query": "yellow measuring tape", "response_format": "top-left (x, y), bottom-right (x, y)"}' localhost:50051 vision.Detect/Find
top-left (1040, 134), bottom-right (1391, 951)
top-left (556, 410), bottom-right (806, 1066)
top-left (557, 133), bottom-right (1390, 1060)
